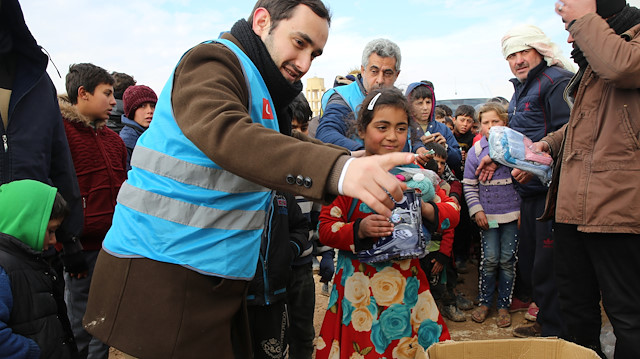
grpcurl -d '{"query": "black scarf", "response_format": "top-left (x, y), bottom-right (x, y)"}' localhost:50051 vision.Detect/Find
top-left (230, 19), bottom-right (303, 136)
top-left (571, 5), bottom-right (640, 70)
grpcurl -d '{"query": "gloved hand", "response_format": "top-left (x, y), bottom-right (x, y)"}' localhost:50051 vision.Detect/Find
top-left (61, 250), bottom-right (88, 275)
top-left (61, 237), bottom-right (88, 276)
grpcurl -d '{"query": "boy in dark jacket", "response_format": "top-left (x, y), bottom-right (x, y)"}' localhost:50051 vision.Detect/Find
top-left (0, 179), bottom-right (78, 359)
top-left (247, 192), bottom-right (309, 359)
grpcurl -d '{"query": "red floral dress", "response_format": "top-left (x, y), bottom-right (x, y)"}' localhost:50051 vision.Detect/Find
top-left (315, 187), bottom-right (459, 359)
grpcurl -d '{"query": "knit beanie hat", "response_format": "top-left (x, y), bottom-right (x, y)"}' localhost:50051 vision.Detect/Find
top-left (123, 85), bottom-right (157, 119)
top-left (501, 24), bottom-right (575, 72)
top-left (597, 0), bottom-right (626, 18)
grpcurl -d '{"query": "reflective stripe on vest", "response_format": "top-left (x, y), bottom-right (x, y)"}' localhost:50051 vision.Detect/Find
top-left (103, 38), bottom-right (277, 280)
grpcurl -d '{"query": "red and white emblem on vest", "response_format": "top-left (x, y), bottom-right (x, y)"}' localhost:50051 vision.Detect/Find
top-left (262, 98), bottom-right (274, 120)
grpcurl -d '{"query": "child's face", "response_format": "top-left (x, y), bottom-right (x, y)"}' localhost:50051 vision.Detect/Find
top-left (433, 155), bottom-right (447, 176)
top-left (480, 110), bottom-right (506, 138)
top-left (435, 115), bottom-right (445, 123)
top-left (43, 218), bottom-right (62, 251)
top-left (454, 115), bottom-right (474, 135)
top-left (291, 119), bottom-right (309, 135)
top-left (410, 97), bottom-right (433, 125)
top-left (445, 120), bottom-right (455, 132)
top-left (361, 106), bottom-right (408, 156)
top-left (472, 121), bottom-right (480, 134)
top-left (80, 83), bottom-right (116, 121)
top-left (133, 102), bottom-right (155, 129)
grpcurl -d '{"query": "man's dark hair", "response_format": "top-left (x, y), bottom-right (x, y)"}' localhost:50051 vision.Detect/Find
top-left (289, 93), bottom-right (312, 124)
top-left (111, 72), bottom-right (136, 99)
top-left (65, 63), bottom-right (114, 104)
top-left (435, 104), bottom-right (453, 117)
top-left (454, 104), bottom-right (476, 121)
top-left (248, 0), bottom-right (331, 31)
top-left (424, 142), bottom-right (448, 160)
top-left (50, 191), bottom-right (69, 220)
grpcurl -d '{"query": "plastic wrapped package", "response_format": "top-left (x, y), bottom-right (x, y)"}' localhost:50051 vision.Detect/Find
top-left (356, 165), bottom-right (439, 263)
top-left (357, 188), bottom-right (430, 263)
top-left (488, 126), bottom-right (553, 185)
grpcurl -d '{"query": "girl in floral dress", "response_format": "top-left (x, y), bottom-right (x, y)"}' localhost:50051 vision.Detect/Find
top-left (315, 88), bottom-right (460, 359)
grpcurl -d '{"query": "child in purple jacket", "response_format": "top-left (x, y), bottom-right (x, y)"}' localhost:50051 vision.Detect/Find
top-left (463, 103), bottom-right (521, 328)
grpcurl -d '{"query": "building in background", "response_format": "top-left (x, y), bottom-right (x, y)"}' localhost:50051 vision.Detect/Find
top-left (305, 77), bottom-right (325, 118)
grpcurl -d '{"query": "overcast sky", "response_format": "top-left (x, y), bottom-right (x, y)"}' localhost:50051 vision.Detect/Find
top-left (21, 0), bottom-right (640, 101)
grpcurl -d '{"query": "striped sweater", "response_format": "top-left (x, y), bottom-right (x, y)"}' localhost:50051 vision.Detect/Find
top-left (462, 137), bottom-right (520, 223)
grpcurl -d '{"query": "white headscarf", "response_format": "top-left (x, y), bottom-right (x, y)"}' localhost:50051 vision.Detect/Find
top-left (501, 24), bottom-right (575, 72)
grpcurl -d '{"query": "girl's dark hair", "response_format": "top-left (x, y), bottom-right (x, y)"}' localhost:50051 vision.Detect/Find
top-left (355, 87), bottom-right (411, 135)
top-left (50, 191), bottom-right (69, 220)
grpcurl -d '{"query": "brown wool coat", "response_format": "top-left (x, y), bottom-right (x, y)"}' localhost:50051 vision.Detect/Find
top-left (541, 14), bottom-right (640, 234)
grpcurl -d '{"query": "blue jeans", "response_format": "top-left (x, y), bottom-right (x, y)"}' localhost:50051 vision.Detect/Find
top-left (478, 221), bottom-right (518, 309)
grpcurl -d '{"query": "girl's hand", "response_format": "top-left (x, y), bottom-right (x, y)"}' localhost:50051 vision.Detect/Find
top-left (475, 155), bottom-right (497, 181)
top-left (431, 259), bottom-right (444, 275)
top-left (358, 214), bottom-right (394, 239)
top-left (474, 211), bottom-right (489, 230)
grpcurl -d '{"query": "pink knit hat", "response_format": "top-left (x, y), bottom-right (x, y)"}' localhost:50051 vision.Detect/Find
top-left (123, 85), bottom-right (157, 119)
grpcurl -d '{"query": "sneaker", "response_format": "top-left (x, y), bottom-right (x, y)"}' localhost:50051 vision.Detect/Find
top-left (456, 294), bottom-right (474, 311)
top-left (509, 297), bottom-right (531, 313)
top-left (524, 303), bottom-right (539, 321)
top-left (441, 304), bottom-right (466, 322)
top-left (455, 260), bottom-right (469, 274)
top-left (320, 282), bottom-right (330, 297)
top-left (512, 322), bottom-right (541, 338)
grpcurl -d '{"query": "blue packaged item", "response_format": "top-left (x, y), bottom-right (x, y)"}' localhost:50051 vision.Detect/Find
top-left (357, 188), bottom-right (430, 263)
top-left (488, 126), bottom-right (553, 185)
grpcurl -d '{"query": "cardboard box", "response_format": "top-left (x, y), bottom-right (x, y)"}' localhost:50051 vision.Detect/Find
top-left (426, 338), bottom-right (600, 359)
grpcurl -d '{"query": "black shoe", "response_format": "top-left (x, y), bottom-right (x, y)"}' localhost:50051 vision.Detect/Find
top-left (456, 294), bottom-right (474, 311)
top-left (441, 304), bottom-right (466, 322)
top-left (512, 322), bottom-right (541, 338)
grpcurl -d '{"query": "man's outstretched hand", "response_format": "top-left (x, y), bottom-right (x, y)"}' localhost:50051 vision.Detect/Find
top-left (342, 152), bottom-right (414, 218)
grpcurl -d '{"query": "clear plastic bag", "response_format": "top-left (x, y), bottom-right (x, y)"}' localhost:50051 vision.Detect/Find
top-left (488, 126), bottom-right (553, 185)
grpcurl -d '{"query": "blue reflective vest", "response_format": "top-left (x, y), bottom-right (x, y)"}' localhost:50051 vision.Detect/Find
top-left (103, 39), bottom-right (277, 280)
top-left (320, 80), bottom-right (365, 114)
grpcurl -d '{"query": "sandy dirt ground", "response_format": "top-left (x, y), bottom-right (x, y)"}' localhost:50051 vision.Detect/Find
top-left (109, 260), bottom-right (528, 358)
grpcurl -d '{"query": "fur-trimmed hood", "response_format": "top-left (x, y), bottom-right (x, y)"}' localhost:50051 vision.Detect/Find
top-left (58, 94), bottom-right (107, 129)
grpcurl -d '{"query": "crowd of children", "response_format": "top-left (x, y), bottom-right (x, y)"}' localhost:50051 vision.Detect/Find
top-left (0, 54), bottom-right (538, 358)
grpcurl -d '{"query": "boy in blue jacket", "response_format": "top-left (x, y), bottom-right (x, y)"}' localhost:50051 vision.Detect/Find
top-left (0, 180), bottom-right (78, 359)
